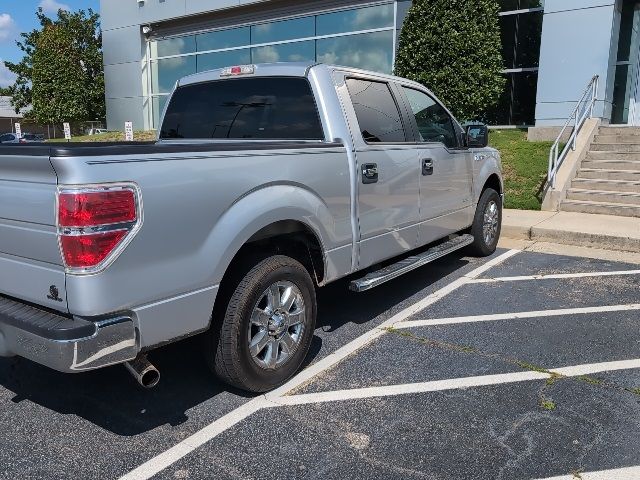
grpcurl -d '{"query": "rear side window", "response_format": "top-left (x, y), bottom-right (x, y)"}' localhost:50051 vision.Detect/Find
top-left (346, 78), bottom-right (405, 143)
top-left (160, 77), bottom-right (324, 140)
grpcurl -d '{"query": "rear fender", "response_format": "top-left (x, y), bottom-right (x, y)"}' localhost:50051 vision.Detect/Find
top-left (207, 184), bottom-right (340, 286)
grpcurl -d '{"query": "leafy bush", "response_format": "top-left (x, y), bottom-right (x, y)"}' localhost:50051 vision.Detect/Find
top-left (395, 0), bottom-right (505, 122)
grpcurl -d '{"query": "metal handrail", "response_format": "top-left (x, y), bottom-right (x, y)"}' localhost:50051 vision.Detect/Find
top-left (548, 75), bottom-right (599, 189)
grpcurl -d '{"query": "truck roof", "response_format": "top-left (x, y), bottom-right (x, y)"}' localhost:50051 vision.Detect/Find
top-left (179, 62), bottom-right (319, 87)
top-left (177, 62), bottom-right (422, 90)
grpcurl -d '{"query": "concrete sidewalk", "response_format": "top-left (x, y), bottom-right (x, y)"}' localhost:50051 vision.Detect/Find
top-left (502, 209), bottom-right (640, 253)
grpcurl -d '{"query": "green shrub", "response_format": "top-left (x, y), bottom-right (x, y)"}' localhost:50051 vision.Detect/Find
top-left (395, 0), bottom-right (505, 122)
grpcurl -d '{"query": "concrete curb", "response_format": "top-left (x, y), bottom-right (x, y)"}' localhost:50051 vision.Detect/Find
top-left (502, 209), bottom-right (640, 253)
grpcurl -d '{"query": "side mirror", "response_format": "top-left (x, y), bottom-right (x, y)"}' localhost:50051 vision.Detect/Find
top-left (466, 124), bottom-right (489, 148)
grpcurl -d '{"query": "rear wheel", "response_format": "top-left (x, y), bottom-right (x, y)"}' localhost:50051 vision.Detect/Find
top-left (467, 188), bottom-right (502, 256)
top-left (208, 255), bottom-right (316, 393)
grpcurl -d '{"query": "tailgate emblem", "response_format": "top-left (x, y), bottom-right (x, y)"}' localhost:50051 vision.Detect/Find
top-left (47, 285), bottom-right (63, 302)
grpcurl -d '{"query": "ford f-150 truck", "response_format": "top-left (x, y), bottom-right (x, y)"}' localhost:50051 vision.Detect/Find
top-left (0, 62), bottom-right (502, 392)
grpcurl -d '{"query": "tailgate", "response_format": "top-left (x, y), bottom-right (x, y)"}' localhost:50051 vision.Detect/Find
top-left (0, 150), bottom-right (67, 312)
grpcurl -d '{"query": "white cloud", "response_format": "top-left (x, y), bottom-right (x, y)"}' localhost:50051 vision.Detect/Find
top-left (252, 46), bottom-right (280, 63)
top-left (39, 0), bottom-right (71, 14)
top-left (0, 60), bottom-right (16, 88)
top-left (0, 13), bottom-right (16, 43)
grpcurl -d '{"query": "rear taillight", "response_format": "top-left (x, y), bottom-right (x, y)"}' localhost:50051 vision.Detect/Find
top-left (57, 184), bottom-right (142, 273)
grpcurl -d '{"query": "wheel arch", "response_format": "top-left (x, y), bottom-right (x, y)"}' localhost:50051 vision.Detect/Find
top-left (482, 173), bottom-right (503, 197)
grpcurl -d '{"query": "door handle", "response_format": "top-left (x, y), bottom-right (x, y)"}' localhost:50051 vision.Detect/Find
top-left (362, 163), bottom-right (379, 184)
top-left (422, 158), bottom-right (434, 176)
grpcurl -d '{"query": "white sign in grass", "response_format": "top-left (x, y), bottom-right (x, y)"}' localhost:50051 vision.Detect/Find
top-left (63, 123), bottom-right (71, 140)
top-left (125, 121), bottom-right (134, 141)
top-left (14, 123), bottom-right (21, 138)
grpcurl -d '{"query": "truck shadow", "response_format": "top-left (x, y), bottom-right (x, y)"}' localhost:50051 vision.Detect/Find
top-left (0, 253), bottom-right (472, 436)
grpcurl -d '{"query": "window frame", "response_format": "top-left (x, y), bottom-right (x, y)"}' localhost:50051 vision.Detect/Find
top-left (395, 84), bottom-right (466, 151)
top-left (345, 75), bottom-right (410, 145)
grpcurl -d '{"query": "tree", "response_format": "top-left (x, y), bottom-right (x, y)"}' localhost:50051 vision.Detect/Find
top-left (4, 8), bottom-right (104, 124)
top-left (394, 0), bottom-right (505, 122)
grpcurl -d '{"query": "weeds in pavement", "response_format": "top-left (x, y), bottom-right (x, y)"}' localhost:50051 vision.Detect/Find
top-left (539, 399), bottom-right (556, 410)
top-left (384, 327), bottom-right (640, 411)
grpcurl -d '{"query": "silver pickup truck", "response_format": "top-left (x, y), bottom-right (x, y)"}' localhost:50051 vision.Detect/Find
top-left (0, 62), bottom-right (502, 392)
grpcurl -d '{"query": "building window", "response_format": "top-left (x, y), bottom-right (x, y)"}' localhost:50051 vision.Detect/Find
top-left (611, 1), bottom-right (640, 124)
top-left (494, 0), bottom-right (544, 125)
top-left (147, 3), bottom-right (396, 128)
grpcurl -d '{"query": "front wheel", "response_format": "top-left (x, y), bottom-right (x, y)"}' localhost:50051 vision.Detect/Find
top-left (208, 255), bottom-right (317, 393)
top-left (467, 188), bottom-right (502, 256)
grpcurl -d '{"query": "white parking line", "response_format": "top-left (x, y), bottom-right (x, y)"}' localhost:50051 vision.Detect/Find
top-left (469, 269), bottom-right (640, 284)
top-left (272, 358), bottom-right (640, 406)
top-left (394, 304), bottom-right (640, 329)
top-left (536, 466), bottom-right (640, 480)
top-left (551, 358), bottom-right (640, 377)
top-left (267, 248), bottom-right (521, 398)
top-left (119, 249), bottom-right (520, 480)
top-left (119, 399), bottom-right (271, 480)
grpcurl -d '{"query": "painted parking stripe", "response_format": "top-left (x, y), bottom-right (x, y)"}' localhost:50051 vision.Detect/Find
top-left (273, 371), bottom-right (548, 406)
top-left (551, 358), bottom-right (640, 377)
top-left (394, 304), bottom-right (640, 329)
top-left (469, 269), bottom-right (640, 284)
top-left (266, 249), bottom-right (521, 399)
top-left (118, 249), bottom-right (521, 480)
top-left (274, 358), bottom-right (640, 406)
top-left (536, 466), bottom-right (640, 480)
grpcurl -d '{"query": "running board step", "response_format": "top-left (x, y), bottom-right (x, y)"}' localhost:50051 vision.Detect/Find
top-left (349, 234), bottom-right (475, 292)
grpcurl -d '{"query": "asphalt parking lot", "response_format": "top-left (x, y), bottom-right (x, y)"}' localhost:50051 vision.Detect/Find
top-left (2, 245), bottom-right (640, 480)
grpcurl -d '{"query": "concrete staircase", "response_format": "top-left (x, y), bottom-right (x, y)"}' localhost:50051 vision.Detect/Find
top-left (562, 126), bottom-right (640, 217)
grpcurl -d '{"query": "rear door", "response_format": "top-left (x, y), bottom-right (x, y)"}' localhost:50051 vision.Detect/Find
top-left (337, 74), bottom-right (420, 269)
top-left (398, 86), bottom-right (473, 246)
top-left (0, 148), bottom-right (68, 311)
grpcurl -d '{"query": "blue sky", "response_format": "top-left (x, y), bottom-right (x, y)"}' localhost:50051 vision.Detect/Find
top-left (0, 0), bottom-right (99, 86)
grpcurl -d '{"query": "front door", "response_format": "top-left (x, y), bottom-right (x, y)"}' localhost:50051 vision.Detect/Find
top-left (341, 76), bottom-right (420, 269)
top-left (398, 86), bottom-right (473, 245)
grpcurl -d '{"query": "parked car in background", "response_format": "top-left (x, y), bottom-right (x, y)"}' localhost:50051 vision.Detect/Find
top-left (0, 133), bottom-right (44, 143)
top-left (88, 128), bottom-right (108, 135)
top-left (0, 133), bottom-right (22, 144)
top-left (0, 62), bottom-right (503, 393)
top-left (22, 133), bottom-right (45, 142)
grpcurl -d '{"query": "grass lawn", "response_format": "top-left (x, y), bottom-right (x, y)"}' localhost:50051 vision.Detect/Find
top-left (48, 131), bottom-right (157, 143)
top-left (489, 129), bottom-right (552, 210)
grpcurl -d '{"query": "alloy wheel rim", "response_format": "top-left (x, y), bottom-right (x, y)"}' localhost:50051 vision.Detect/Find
top-left (247, 281), bottom-right (306, 370)
top-left (483, 200), bottom-right (499, 245)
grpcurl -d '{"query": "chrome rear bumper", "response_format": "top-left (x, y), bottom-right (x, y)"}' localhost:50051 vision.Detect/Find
top-left (0, 295), bottom-right (138, 372)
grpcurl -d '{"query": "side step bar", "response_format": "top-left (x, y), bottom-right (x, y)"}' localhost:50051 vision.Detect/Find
top-left (349, 234), bottom-right (475, 292)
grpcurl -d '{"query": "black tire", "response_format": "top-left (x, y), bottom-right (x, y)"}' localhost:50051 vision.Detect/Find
top-left (208, 255), bottom-right (316, 393)
top-left (467, 188), bottom-right (502, 257)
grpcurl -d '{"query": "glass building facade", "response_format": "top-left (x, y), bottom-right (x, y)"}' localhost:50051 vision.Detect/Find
top-left (141, 1), bottom-right (551, 128)
top-left (148, 3), bottom-right (396, 128)
top-left (611, 1), bottom-right (640, 124)
top-left (490, 0), bottom-right (544, 126)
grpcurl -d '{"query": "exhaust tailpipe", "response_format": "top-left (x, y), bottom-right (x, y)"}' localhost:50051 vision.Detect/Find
top-left (125, 354), bottom-right (160, 389)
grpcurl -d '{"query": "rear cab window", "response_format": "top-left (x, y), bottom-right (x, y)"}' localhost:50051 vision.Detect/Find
top-left (160, 77), bottom-right (324, 140)
top-left (345, 78), bottom-right (406, 143)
